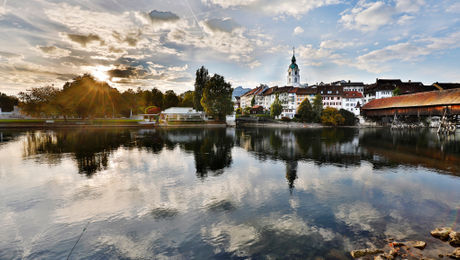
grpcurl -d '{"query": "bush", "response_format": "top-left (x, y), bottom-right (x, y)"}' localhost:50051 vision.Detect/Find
top-left (297, 98), bottom-right (314, 122)
top-left (321, 107), bottom-right (345, 126)
top-left (281, 117), bottom-right (291, 122)
top-left (339, 109), bottom-right (357, 126)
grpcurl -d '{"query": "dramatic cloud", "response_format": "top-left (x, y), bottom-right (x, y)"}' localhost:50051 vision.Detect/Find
top-left (107, 65), bottom-right (148, 79)
top-left (147, 10), bottom-right (180, 23)
top-left (66, 33), bottom-right (105, 47)
top-left (36, 46), bottom-right (71, 58)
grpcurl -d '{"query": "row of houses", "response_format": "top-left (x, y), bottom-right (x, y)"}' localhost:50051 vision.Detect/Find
top-left (237, 79), bottom-right (460, 118)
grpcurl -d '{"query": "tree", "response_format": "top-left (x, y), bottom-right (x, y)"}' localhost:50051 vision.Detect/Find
top-left (0, 92), bottom-right (19, 112)
top-left (57, 74), bottom-right (123, 119)
top-left (179, 91), bottom-right (194, 107)
top-left (200, 74), bottom-right (233, 121)
top-left (296, 98), bottom-right (314, 122)
top-left (321, 107), bottom-right (345, 126)
top-left (270, 94), bottom-right (283, 118)
top-left (18, 85), bottom-right (60, 117)
top-left (312, 94), bottom-right (323, 123)
top-left (339, 109), bottom-right (357, 126)
top-left (163, 90), bottom-right (179, 109)
top-left (151, 88), bottom-right (164, 108)
top-left (194, 66), bottom-right (209, 111)
top-left (393, 87), bottom-right (401, 96)
top-left (251, 96), bottom-right (255, 106)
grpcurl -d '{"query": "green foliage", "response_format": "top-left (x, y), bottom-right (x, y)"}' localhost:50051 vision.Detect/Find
top-left (392, 87), bottom-right (400, 96)
top-left (0, 92), bottom-right (19, 112)
top-left (163, 90), bottom-right (179, 109)
top-left (312, 94), bottom-right (323, 123)
top-left (151, 88), bottom-right (164, 108)
top-left (339, 109), bottom-right (357, 126)
top-left (179, 91), bottom-right (194, 107)
top-left (251, 96), bottom-right (255, 106)
top-left (235, 107), bottom-right (242, 114)
top-left (321, 107), bottom-right (345, 126)
top-left (200, 74), bottom-right (233, 121)
top-left (296, 98), bottom-right (314, 122)
top-left (270, 94), bottom-right (283, 118)
top-left (18, 85), bottom-right (60, 117)
top-left (243, 107), bottom-right (251, 115)
top-left (281, 117), bottom-right (291, 122)
top-left (194, 66), bottom-right (209, 111)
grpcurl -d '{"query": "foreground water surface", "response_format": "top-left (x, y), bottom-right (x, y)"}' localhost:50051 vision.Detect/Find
top-left (0, 127), bottom-right (459, 259)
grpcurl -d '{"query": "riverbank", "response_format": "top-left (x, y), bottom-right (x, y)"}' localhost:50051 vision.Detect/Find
top-left (0, 119), bottom-right (227, 128)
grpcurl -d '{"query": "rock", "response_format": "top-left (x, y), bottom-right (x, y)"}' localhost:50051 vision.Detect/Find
top-left (390, 241), bottom-right (405, 247)
top-left (431, 227), bottom-right (453, 240)
top-left (350, 248), bottom-right (384, 258)
top-left (447, 248), bottom-right (460, 259)
top-left (449, 232), bottom-right (460, 247)
top-left (411, 240), bottom-right (427, 250)
top-left (374, 254), bottom-right (393, 260)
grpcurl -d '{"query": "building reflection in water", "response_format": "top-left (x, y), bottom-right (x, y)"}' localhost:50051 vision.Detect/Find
top-left (2, 127), bottom-right (459, 183)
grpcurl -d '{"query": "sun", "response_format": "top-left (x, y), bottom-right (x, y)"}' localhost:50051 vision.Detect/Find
top-left (90, 65), bottom-right (111, 82)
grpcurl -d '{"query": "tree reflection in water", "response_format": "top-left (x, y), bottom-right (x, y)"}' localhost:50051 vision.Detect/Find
top-left (5, 126), bottom-right (459, 182)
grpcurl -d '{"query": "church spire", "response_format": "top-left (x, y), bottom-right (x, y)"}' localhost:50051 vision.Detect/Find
top-left (291, 47), bottom-right (296, 63)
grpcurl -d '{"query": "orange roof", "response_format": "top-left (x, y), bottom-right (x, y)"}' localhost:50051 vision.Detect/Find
top-left (362, 89), bottom-right (460, 110)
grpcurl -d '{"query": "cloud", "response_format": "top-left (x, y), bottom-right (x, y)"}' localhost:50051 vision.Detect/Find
top-left (202, 0), bottom-right (342, 17)
top-left (0, 51), bottom-right (23, 61)
top-left (107, 65), bottom-right (148, 79)
top-left (447, 2), bottom-right (460, 13)
top-left (354, 31), bottom-right (460, 73)
top-left (296, 44), bottom-right (342, 66)
top-left (66, 33), bottom-right (105, 47)
top-left (293, 26), bottom-right (304, 35)
top-left (147, 10), bottom-right (180, 23)
top-left (319, 40), bottom-right (355, 49)
top-left (36, 46), bottom-right (71, 58)
top-left (340, 0), bottom-right (425, 31)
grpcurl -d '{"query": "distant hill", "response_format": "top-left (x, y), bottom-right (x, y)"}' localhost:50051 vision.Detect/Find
top-left (232, 86), bottom-right (251, 98)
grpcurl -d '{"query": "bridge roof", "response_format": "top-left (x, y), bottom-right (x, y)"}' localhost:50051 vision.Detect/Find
top-left (362, 88), bottom-right (460, 110)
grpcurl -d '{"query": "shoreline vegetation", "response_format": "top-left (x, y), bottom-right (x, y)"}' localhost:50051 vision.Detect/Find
top-left (0, 118), bottom-right (381, 128)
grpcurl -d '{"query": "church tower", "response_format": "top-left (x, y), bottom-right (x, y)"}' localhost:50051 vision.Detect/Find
top-left (287, 47), bottom-right (300, 86)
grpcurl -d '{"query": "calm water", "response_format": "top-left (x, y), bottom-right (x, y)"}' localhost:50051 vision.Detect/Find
top-left (0, 127), bottom-right (459, 259)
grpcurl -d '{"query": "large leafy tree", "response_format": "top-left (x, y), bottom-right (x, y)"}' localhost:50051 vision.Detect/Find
top-left (321, 107), bottom-right (345, 126)
top-left (163, 90), bottom-right (179, 109)
top-left (57, 74), bottom-right (123, 119)
top-left (0, 92), bottom-right (19, 112)
top-left (200, 74), bottom-right (233, 121)
top-left (194, 66), bottom-right (209, 111)
top-left (151, 88), bottom-right (164, 108)
top-left (179, 91), bottom-right (194, 107)
top-left (18, 85), bottom-right (60, 117)
top-left (312, 94), bottom-right (323, 123)
top-left (296, 98), bottom-right (314, 122)
top-left (270, 94), bottom-right (282, 118)
top-left (339, 109), bottom-right (357, 126)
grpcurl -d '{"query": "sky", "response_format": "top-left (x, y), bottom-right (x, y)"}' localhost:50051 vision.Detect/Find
top-left (0, 0), bottom-right (459, 95)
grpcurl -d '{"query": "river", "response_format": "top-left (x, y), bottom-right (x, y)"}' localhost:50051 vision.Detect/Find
top-left (0, 127), bottom-right (459, 259)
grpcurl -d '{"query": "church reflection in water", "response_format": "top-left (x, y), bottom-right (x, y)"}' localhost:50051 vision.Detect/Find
top-left (3, 127), bottom-right (459, 187)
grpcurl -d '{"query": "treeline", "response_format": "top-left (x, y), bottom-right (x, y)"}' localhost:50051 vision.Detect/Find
top-left (9, 65), bottom-right (234, 121)
top-left (0, 92), bottom-right (19, 112)
top-left (15, 74), bottom-right (194, 119)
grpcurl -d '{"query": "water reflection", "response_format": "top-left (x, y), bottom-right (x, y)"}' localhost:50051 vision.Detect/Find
top-left (2, 127), bottom-right (459, 178)
top-left (0, 127), bottom-right (459, 259)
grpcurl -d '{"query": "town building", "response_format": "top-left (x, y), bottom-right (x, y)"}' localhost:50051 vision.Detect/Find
top-left (342, 91), bottom-right (364, 116)
top-left (160, 107), bottom-right (205, 122)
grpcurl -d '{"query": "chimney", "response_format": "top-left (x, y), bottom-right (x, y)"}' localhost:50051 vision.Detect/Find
top-left (408, 80), bottom-right (411, 83)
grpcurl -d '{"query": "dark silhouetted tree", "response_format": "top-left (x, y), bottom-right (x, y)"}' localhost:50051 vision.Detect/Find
top-left (200, 74), bottom-right (233, 121)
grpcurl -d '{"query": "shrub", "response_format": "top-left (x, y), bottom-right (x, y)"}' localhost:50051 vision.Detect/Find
top-left (339, 109), bottom-right (357, 126)
top-left (281, 117), bottom-right (291, 122)
top-left (321, 107), bottom-right (345, 126)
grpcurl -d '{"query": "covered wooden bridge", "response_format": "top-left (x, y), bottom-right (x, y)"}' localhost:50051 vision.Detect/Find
top-left (361, 88), bottom-right (460, 118)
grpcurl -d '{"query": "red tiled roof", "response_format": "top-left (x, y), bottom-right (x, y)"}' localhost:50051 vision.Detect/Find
top-left (362, 89), bottom-right (460, 110)
top-left (342, 91), bottom-right (363, 98)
